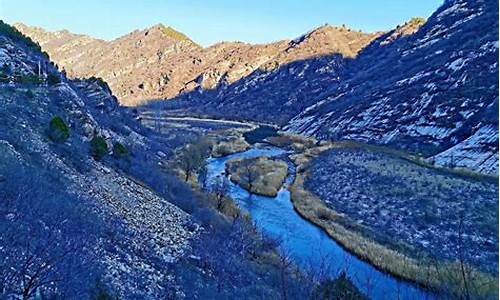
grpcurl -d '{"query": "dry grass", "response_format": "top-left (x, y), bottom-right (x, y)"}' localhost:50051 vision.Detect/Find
top-left (331, 140), bottom-right (498, 182)
top-left (267, 134), bottom-right (317, 149)
top-left (288, 144), bottom-right (498, 299)
top-left (227, 157), bottom-right (288, 197)
top-left (212, 137), bottom-right (250, 157)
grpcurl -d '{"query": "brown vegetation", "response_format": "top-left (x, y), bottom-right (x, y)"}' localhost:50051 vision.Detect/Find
top-left (226, 157), bottom-right (288, 197)
top-left (288, 140), bottom-right (498, 298)
top-left (212, 137), bottom-right (250, 157)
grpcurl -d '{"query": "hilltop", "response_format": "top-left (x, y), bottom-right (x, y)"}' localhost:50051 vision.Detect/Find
top-left (15, 22), bottom-right (380, 106)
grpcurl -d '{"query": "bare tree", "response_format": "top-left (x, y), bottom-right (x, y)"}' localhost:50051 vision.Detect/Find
top-left (457, 212), bottom-right (471, 300)
top-left (212, 176), bottom-right (230, 212)
top-left (276, 249), bottom-right (294, 300)
top-left (0, 164), bottom-right (101, 299)
top-left (304, 242), bottom-right (336, 284)
top-left (177, 144), bottom-right (205, 182)
top-left (430, 209), bottom-right (496, 300)
top-left (448, 153), bottom-right (456, 169)
top-left (239, 162), bottom-right (260, 197)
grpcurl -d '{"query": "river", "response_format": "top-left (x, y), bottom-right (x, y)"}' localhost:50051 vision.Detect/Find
top-left (205, 146), bottom-right (436, 300)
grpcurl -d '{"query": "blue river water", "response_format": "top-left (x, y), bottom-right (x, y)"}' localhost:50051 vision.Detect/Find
top-left (205, 146), bottom-right (436, 300)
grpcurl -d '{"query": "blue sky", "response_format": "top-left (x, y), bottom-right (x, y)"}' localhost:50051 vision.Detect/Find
top-left (1, 0), bottom-right (443, 47)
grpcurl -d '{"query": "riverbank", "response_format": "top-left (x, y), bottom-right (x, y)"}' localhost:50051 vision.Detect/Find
top-left (171, 136), bottom-right (369, 299)
top-left (173, 127), bottom-right (497, 298)
top-left (287, 140), bottom-right (498, 298)
top-left (205, 145), bottom-right (436, 299)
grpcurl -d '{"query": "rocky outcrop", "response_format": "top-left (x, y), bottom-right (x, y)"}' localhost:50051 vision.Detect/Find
top-left (15, 23), bottom-right (379, 106)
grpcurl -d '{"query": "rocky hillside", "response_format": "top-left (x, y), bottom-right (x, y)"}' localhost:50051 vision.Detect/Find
top-left (286, 0), bottom-right (499, 174)
top-left (0, 21), bottom-right (204, 298)
top-left (157, 25), bottom-right (381, 125)
top-left (13, 0), bottom-right (499, 177)
top-left (1, 21), bottom-right (335, 299)
top-left (163, 0), bottom-right (498, 175)
top-left (15, 23), bottom-right (379, 106)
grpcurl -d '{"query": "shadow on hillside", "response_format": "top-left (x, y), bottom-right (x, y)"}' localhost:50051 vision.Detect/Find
top-left (140, 53), bottom-right (351, 126)
top-left (132, 26), bottom-right (419, 127)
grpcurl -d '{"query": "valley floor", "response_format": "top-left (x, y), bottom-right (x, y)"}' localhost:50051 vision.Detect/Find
top-left (304, 145), bottom-right (498, 274)
top-left (281, 138), bottom-right (498, 298)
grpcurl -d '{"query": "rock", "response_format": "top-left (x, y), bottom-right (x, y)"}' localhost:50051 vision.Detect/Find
top-left (187, 254), bottom-right (202, 267)
top-left (82, 122), bottom-right (95, 138)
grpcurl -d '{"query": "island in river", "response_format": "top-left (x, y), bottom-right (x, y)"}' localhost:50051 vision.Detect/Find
top-left (226, 156), bottom-right (288, 197)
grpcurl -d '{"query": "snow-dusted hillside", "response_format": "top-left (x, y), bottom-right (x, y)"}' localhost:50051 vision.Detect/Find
top-left (162, 0), bottom-right (497, 175)
top-left (285, 0), bottom-right (499, 175)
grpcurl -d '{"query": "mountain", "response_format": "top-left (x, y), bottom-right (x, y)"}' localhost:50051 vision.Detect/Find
top-left (1, 0), bottom-right (498, 297)
top-left (285, 0), bottom-right (499, 174)
top-left (163, 0), bottom-right (499, 175)
top-left (14, 23), bottom-right (201, 106)
top-left (12, 2), bottom-right (500, 176)
top-left (16, 0), bottom-right (497, 176)
top-left (0, 21), bottom-right (200, 298)
top-left (1, 20), bottom-right (331, 299)
top-left (15, 23), bottom-right (379, 106)
top-left (155, 25), bottom-right (381, 125)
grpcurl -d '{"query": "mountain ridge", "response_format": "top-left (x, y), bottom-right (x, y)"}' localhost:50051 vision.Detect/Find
top-left (285, 0), bottom-right (498, 174)
top-left (156, 0), bottom-right (498, 175)
top-left (1, 20), bottom-right (342, 299)
top-left (12, 0), bottom-right (499, 176)
top-left (1, 1), bottom-right (499, 298)
top-left (14, 22), bottom-right (382, 106)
